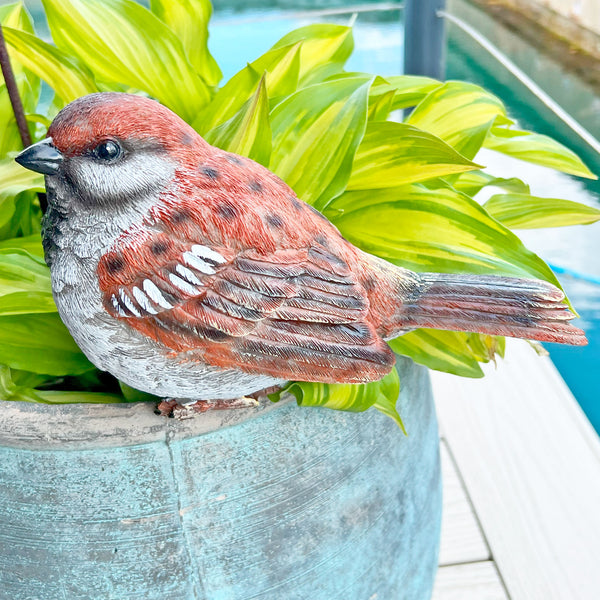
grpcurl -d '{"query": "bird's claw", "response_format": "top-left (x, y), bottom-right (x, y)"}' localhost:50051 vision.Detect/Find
top-left (156, 396), bottom-right (260, 420)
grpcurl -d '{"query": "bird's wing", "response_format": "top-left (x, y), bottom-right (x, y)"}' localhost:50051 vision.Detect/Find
top-left (97, 228), bottom-right (394, 383)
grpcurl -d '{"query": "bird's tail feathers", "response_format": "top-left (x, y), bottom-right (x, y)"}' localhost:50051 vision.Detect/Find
top-left (391, 272), bottom-right (587, 346)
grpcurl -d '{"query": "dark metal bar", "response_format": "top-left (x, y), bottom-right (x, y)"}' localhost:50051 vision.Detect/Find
top-left (404, 0), bottom-right (446, 80)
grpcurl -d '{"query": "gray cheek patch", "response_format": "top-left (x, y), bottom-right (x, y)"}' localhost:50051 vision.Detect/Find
top-left (74, 153), bottom-right (176, 206)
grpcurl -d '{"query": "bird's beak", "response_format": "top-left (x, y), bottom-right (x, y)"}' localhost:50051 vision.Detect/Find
top-left (15, 137), bottom-right (63, 175)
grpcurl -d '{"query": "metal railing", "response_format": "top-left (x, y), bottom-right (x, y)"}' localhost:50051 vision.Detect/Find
top-left (438, 10), bottom-right (600, 156)
top-left (213, 3), bottom-right (404, 25)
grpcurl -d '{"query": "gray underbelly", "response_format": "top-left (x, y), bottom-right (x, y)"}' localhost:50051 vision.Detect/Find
top-left (55, 288), bottom-right (284, 401)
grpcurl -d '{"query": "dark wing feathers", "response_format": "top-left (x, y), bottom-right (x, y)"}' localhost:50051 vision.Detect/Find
top-left (97, 232), bottom-right (394, 383)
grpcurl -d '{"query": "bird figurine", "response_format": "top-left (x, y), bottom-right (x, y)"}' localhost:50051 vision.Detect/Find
top-left (15, 93), bottom-right (586, 416)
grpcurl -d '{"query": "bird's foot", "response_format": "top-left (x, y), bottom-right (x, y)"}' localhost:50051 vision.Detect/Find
top-left (247, 385), bottom-right (282, 399)
top-left (155, 396), bottom-right (260, 420)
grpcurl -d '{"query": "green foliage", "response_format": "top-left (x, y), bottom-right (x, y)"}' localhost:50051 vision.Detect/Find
top-left (347, 122), bottom-right (480, 190)
top-left (407, 81), bottom-right (508, 160)
top-left (0, 365), bottom-right (121, 403)
top-left (150, 0), bottom-right (222, 87)
top-left (484, 126), bottom-right (597, 179)
top-left (272, 367), bottom-right (404, 432)
top-left (0, 0), bottom-right (597, 426)
top-left (3, 26), bottom-right (97, 102)
top-left (42, 0), bottom-right (210, 118)
top-left (484, 194), bottom-right (600, 229)
top-left (270, 77), bottom-right (370, 209)
top-left (326, 184), bottom-right (563, 287)
top-left (205, 75), bottom-right (272, 166)
top-left (0, 313), bottom-right (93, 375)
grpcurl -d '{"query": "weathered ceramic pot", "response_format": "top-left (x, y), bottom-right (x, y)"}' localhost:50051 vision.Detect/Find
top-left (0, 357), bottom-right (441, 600)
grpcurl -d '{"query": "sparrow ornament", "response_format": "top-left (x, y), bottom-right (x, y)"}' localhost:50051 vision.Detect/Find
top-left (15, 93), bottom-right (586, 416)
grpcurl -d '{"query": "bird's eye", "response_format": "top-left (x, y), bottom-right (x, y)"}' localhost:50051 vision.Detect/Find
top-left (94, 140), bottom-right (122, 162)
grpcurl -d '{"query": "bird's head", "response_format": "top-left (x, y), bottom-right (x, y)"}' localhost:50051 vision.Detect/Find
top-left (16, 92), bottom-right (204, 210)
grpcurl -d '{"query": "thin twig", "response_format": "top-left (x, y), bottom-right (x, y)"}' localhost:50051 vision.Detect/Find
top-left (0, 24), bottom-right (47, 212)
top-left (0, 25), bottom-right (31, 147)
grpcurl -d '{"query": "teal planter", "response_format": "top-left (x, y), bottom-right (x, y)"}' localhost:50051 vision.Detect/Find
top-left (0, 357), bottom-right (441, 600)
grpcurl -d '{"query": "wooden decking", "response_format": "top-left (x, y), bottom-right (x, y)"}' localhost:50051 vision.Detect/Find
top-left (431, 340), bottom-right (600, 600)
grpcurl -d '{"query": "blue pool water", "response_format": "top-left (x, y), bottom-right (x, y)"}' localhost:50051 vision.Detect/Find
top-left (210, 1), bottom-right (600, 432)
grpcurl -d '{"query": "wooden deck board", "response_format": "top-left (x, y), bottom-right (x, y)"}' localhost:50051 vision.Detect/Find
top-left (438, 440), bottom-right (490, 566)
top-left (433, 561), bottom-right (508, 600)
top-left (432, 339), bottom-right (600, 600)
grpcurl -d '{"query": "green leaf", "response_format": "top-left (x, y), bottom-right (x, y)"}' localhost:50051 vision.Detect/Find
top-left (0, 313), bottom-right (93, 375)
top-left (453, 171), bottom-right (530, 196)
top-left (326, 183), bottom-right (563, 287)
top-left (0, 3), bottom-right (34, 33)
top-left (270, 24), bottom-right (353, 86)
top-left (270, 77), bottom-right (370, 210)
top-left (0, 158), bottom-right (44, 230)
top-left (30, 390), bottom-right (125, 404)
top-left (251, 42), bottom-right (302, 100)
top-left (42, 0), bottom-right (210, 122)
top-left (196, 65), bottom-right (261, 133)
top-left (384, 75), bottom-right (442, 110)
top-left (280, 367), bottom-right (404, 429)
top-left (484, 193), bottom-right (600, 229)
top-left (347, 122), bottom-right (480, 191)
top-left (119, 381), bottom-right (160, 403)
top-left (205, 75), bottom-right (272, 165)
top-left (0, 234), bottom-right (44, 258)
top-left (2, 26), bottom-right (98, 102)
top-left (150, 0), bottom-right (222, 86)
top-left (195, 42), bottom-right (301, 133)
top-left (389, 329), bottom-right (484, 378)
top-left (466, 333), bottom-right (505, 363)
top-left (368, 88), bottom-right (395, 121)
top-left (10, 367), bottom-right (54, 389)
top-left (0, 250), bottom-right (54, 314)
top-left (0, 364), bottom-right (46, 402)
top-left (0, 249), bottom-right (50, 292)
top-left (0, 192), bottom-right (42, 241)
top-left (328, 73), bottom-right (442, 112)
top-left (0, 83), bottom-right (33, 156)
top-left (408, 81), bottom-right (506, 160)
top-left (0, 365), bottom-right (123, 403)
top-left (0, 291), bottom-right (55, 315)
top-left (370, 367), bottom-right (405, 433)
top-left (484, 127), bottom-right (597, 179)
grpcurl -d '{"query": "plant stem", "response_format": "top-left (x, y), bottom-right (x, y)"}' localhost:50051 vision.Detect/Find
top-left (0, 25), bottom-right (31, 147)
top-left (0, 25), bottom-right (47, 212)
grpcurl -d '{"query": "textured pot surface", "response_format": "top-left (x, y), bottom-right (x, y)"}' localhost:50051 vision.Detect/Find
top-left (0, 357), bottom-right (441, 600)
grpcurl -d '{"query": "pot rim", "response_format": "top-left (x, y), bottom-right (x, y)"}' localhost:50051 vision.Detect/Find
top-left (0, 396), bottom-right (292, 450)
